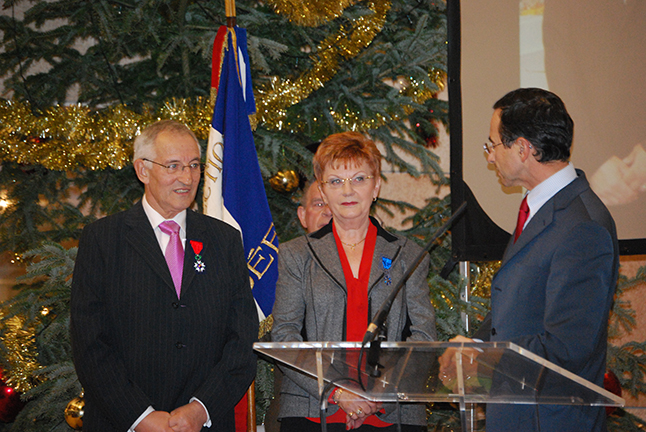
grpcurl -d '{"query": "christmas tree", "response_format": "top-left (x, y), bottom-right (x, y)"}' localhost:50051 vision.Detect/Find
top-left (0, 1), bottom-right (644, 431)
top-left (0, 0), bottom-right (449, 250)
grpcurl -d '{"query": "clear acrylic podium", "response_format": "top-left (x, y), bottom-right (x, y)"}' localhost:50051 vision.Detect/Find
top-left (254, 341), bottom-right (624, 432)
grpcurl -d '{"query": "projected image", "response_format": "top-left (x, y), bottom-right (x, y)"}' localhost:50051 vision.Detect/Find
top-left (519, 0), bottom-right (646, 239)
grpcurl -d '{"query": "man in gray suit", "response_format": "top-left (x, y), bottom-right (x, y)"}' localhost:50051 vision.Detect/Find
top-left (441, 88), bottom-right (619, 431)
top-left (71, 120), bottom-right (258, 432)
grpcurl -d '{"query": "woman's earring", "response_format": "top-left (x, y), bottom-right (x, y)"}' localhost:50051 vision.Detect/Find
top-left (373, 197), bottom-right (377, 202)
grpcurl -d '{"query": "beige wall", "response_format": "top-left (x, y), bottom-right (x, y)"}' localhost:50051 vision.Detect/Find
top-left (376, 89), bottom-right (450, 230)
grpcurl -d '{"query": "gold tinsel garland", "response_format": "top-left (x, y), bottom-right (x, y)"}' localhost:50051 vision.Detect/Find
top-left (471, 261), bottom-right (501, 299)
top-left (0, 0), bottom-right (446, 167)
top-left (0, 313), bottom-right (44, 393)
top-left (256, 1), bottom-right (447, 132)
top-left (264, 0), bottom-right (359, 27)
top-left (330, 72), bottom-right (446, 131)
top-left (0, 98), bottom-right (213, 171)
top-left (255, 0), bottom-right (392, 131)
top-left (259, 315), bottom-right (274, 340)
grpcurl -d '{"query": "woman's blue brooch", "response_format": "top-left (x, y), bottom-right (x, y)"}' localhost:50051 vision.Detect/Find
top-left (382, 256), bottom-right (392, 285)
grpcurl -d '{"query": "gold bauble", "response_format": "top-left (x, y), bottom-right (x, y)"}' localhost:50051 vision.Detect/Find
top-left (64, 396), bottom-right (84, 430)
top-left (269, 169), bottom-right (300, 193)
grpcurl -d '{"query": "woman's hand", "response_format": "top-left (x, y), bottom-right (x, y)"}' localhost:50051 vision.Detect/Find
top-left (334, 388), bottom-right (382, 430)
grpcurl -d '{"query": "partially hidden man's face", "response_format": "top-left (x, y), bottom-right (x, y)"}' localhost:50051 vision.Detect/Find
top-left (297, 183), bottom-right (332, 233)
top-left (139, 131), bottom-right (201, 219)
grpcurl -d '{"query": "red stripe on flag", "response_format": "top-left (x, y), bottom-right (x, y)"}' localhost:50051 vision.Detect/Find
top-left (211, 26), bottom-right (229, 91)
top-left (234, 391), bottom-right (248, 432)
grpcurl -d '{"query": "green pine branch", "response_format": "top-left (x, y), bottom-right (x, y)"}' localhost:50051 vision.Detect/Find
top-left (0, 242), bottom-right (78, 431)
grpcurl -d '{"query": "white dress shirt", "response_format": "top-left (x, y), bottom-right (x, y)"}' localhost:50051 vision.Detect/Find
top-left (523, 162), bottom-right (577, 229)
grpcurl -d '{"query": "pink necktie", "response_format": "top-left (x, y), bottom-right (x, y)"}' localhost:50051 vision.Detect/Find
top-left (514, 196), bottom-right (530, 243)
top-left (159, 220), bottom-right (184, 297)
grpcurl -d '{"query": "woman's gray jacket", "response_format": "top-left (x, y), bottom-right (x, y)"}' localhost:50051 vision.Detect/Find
top-left (271, 218), bottom-right (437, 425)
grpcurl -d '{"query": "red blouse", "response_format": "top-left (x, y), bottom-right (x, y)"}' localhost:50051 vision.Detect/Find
top-left (307, 221), bottom-right (391, 427)
top-left (333, 220), bottom-right (377, 342)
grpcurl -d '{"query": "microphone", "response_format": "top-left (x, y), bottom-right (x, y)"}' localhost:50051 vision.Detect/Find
top-left (361, 202), bottom-right (467, 346)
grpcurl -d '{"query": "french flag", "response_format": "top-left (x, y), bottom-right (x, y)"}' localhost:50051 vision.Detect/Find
top-left (203, 25), bottom-right (278, 321)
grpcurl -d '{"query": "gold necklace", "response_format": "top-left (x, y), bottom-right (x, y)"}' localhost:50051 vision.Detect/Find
top-left (340, 237), bottom-right (366, 250)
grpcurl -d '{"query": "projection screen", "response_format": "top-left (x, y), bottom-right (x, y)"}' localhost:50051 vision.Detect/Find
top-left (451, 0), bottom-right (646, 259)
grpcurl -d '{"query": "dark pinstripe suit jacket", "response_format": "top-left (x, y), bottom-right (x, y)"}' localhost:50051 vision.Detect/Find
top-left (71, 201), bottom-right (258, 431)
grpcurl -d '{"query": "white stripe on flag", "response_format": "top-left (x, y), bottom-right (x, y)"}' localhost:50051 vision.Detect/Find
top-left (204, 125), bottom-right (241, 232)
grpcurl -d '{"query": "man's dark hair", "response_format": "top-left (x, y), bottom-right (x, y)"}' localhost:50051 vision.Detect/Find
top-left (493, 88), bottom-right (574, 162)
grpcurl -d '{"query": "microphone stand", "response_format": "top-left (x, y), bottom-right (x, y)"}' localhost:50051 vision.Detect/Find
top-left (359, 202), bottom-right (467, 384)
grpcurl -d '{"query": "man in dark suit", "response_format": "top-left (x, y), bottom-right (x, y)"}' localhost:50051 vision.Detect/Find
top-left (71, 120), bottom-right (258, 432)
top-left (441, 88), bottom-right (619, 431)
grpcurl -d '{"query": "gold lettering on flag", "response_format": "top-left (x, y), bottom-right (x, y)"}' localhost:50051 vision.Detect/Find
top-left (246, 223), bottom-right (279, 289)
top-left (261, 223), bottom-right (279, 253)
top-left (205, 140), bottom-right (224, 183)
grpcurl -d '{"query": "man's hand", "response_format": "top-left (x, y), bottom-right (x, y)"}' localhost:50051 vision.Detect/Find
top-left (438, 335), bottom-right (480, 391)
top-left (168, 401), bottom-right (208, 432)
top-left (134, 411), bottom-right (173, 432)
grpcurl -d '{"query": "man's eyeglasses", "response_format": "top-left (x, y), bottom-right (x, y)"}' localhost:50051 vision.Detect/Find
top-left (483, 141), bottom-right (504, 155)
top-left (320, 175), bottom-right (374, 189)
top-left (143, 158), bottom-right (204, 174)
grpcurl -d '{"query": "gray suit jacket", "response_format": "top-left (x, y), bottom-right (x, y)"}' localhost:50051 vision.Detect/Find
top-left (71, 202), bottom-right (259, 432)
top-left (271, 218), bottom-right (436, 425)
top-left (475, 170), bottom-right (619, 432)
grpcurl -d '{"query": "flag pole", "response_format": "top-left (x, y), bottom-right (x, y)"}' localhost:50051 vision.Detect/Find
top-left (223, 3), bottom-right (255, 430)
top-left (225, 0), bottom-right (236, 27)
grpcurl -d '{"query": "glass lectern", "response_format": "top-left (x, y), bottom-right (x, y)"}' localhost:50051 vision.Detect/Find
top-left (254, 341), bottom-right (624, 432)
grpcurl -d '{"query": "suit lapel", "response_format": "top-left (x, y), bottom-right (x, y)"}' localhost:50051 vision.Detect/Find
top-left (307, 232), bottom-right (346, 291)
top-left (501, 173), bottom-right (588, 265)
top-left (502, 202), bottom-right (554, 264)
top-left (125, 202), bottom-right (176, 295)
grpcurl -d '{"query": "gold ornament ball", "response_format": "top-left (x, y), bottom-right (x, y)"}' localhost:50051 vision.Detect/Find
top-left (64, 396), bottom-right (84, 430)
top-left (269, 169), bottom-right (300, 193)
